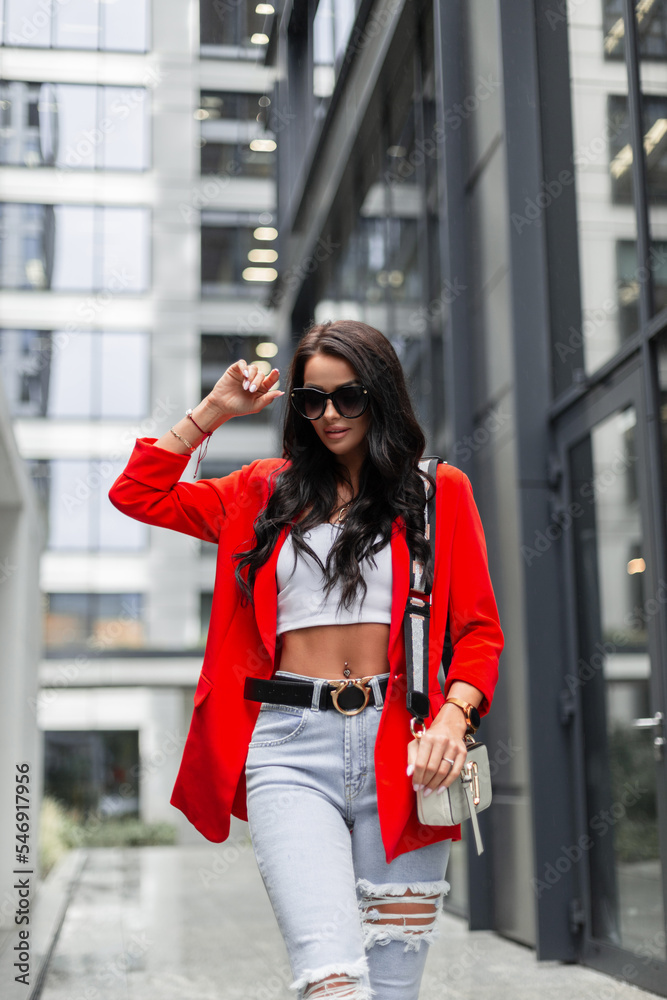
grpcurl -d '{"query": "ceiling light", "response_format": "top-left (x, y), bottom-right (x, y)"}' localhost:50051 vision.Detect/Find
top-left (249, 138), bottom-right (276, 152)
top-left (253, 226), bottom-right (278, 240)
top-left (248, 249), bottom-right (278, 262)
top-left (251, 32), bottom-right (269, 44)
top-left (243, 267), bottom-right (278, 281)
top-left (256, 342), bottom-right (279, 358)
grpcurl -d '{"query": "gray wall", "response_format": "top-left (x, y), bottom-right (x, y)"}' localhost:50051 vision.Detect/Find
top-left (0, 380), bottom-right (43, 925)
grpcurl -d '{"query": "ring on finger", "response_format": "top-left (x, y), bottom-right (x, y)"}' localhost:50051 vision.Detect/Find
top-left (444, 757), bottom-right (455, 766)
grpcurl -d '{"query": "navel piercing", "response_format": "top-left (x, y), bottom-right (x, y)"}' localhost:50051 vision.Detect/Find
top-left (343, 661), bottom-right (351, 678)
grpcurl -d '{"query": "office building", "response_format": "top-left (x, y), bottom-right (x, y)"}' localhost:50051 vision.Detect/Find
top-left (267, 0), bottom-right (667, 992)
top-left (0, 0), bottom-right (277, 838)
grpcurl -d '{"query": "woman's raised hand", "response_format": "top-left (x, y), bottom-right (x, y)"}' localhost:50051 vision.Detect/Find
top-left (207, 360), bottom-right (285, 420)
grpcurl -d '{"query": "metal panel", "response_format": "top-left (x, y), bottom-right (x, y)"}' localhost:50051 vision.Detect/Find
top-left (497, 0), bottom-right (579, 961)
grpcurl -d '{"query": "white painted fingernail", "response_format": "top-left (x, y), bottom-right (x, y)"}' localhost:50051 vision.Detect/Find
top-left (436, 786), bottom-right (446, 795)
top-left (423, 788), bottom-right (433, 798)
top-left (249, 384), bottom-right (257, 392)
top-left (406, 764), bottom-right (414, 777)
top-left (243, 380), bottom-right (249, 389)
top-left (243, 369), bottom-right (249, 377)
top-left (413, 783), bottom-right (423, 792)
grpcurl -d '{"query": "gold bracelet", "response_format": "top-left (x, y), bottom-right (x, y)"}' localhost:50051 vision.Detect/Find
top-left (169, 427), bottom-right (195, 451)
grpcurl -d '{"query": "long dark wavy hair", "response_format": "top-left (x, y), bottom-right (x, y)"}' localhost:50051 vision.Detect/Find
top-left (233, 320), bottom-right (436, 610)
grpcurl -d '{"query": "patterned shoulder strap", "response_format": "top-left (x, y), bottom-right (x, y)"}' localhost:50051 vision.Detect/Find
top-left (404, 456), bottom-right (447, 730)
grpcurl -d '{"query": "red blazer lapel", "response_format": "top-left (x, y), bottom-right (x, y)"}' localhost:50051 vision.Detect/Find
top-left (252, 524), bottom-right (289, 666)
top-left (388, 520), bottom-right (410, 667)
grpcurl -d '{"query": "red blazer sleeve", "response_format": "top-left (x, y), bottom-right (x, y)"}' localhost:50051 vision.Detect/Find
top-left (108, 437), bottom-right (278, 542)
top-left (442, 473), bottom-right (503, 716)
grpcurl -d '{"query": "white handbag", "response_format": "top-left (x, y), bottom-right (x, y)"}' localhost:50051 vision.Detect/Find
top-left (415, 741), bottom-right (492, 855)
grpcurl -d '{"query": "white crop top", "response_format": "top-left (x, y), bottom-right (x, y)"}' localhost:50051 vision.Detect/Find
top-left (276, 522), bottom-right (393, 636)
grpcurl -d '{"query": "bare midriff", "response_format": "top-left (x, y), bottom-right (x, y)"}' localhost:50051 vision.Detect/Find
top-left (277, 622), bottom-right (391, 681)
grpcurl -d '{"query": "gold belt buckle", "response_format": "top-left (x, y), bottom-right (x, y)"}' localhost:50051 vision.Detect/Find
top-left (330, 679), bottom-right (371, 716)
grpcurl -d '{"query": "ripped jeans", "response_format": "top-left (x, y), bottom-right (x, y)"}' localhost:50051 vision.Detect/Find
top-left (245, 670), bottom-right (451, 1000)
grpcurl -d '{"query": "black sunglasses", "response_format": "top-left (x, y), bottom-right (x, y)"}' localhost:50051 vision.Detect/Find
top-left (290, 384), bottom-right (369, 420)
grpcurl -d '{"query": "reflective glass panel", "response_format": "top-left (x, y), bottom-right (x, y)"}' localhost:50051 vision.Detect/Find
top-left (101, 0), bottom-right (149, 52)
top-left (199, 0), bottom-right (267, 48)
top-left (569, 406), bottom-right (665, 958)
top-left (638, 5), bottom-right (667, 319)
top-left (604, 0), bottom-right (667, 60)
top-left (4, 0), bottom-right (52, 47)
top-left (199, 90), bottom-right (274, 178)
top-left (566, 5), bottom-right (640, 377)
top-left (0, 330), bottom-right (149, 418)
top-left (0, 83), bottom-right (149, 170)
top-left (101, 208), bottom-right (150, 291)
top-left (99, 331), bottom-right (149, 418)
top-left (49, 331), bottom-right (94, 417)
top-left (35, 459), bottom-right (147, 551)
top-left (1, 0), bottom-right (149, 51)
top-left (54, 0), bottom-right (99, 49)
top-left (100, 86), bottom-right (150, 170)
top-left (201, 218), bottom-right (275, 297)
top-left (0, 203), bottom-right (154, 292)
top-left (50, 205), bottom-right (96, 290)
top-left (44, 593), bottom-right (144, 652)
top-left (53, 83), bottom-right (98, 169)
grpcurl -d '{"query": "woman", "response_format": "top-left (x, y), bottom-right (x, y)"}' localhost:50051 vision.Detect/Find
top-left (109, 319), bottom-right (504, 1000)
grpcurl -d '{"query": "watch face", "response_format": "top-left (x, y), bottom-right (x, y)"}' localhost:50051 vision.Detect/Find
top-left (469, 705), bottom-right (481, 731)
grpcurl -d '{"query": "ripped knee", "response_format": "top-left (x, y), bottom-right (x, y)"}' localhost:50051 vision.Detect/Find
top-left (303, 974), bottom-right (369, 998)
top-left (291, 956), bottom-right (374, 1000)
top-left (356, 878), bottom-right (450, 953)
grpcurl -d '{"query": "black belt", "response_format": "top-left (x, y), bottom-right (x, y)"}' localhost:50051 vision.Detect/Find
top-left (244, 675), bottom-right (389, 716)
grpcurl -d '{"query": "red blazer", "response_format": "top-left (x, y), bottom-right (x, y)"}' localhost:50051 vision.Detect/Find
top-left (109, 438), bottom-right (504, 863)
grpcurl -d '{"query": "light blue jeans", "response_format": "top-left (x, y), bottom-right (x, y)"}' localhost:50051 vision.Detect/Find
top-left (245, 669), bottom-right (451, 1000)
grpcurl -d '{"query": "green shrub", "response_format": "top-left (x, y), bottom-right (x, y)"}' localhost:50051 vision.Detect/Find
top-left (39, 796), bottom-right (177, 876)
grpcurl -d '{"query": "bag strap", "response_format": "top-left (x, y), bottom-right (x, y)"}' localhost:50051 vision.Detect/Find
top-left (461, 772), bottom-right (485, 855)
top-left (404, 456), bottom-right (445, 730)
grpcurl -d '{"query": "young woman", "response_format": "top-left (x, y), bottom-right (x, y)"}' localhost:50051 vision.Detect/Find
top-left (109, 319), bottom-right (504, 1000)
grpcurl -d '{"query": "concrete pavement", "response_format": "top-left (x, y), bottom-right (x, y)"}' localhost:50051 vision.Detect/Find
top-left (0, 828), bottom-right (659, 1000)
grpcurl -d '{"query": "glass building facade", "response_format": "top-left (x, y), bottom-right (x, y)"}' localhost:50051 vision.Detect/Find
top-left (0, 0), bottom-right (278, 838)
top-left (270, 0), bottom-right (667, 991)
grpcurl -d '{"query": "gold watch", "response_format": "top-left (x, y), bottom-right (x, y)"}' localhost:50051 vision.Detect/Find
top-left (444, 698), bottom-right (481, 734)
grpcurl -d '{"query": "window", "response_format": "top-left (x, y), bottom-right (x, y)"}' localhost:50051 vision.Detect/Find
top-left (0, 330), bottom-right (149, 418)
top-left (313, 0), bottom-right (356, 103)
top-left (609, 94), bottom-right (667, 203)
top-left (617, 239), bottom-right (667, 338)
top-left (28, 460), bottom-right (148, 552)
top-left (603, 0), bottom-right (667, 60)
top-left (44, 731), bottom-right (140, 818)
top-left (44, 593), bottom-right (144, 653)
top-left (201, 212), bottom-right (278, 297)
top-left (0, 82), bottom-right (150, 170)
top-left (200, 0), bottom-right (272, 51)
top-left (199, 90), bottom-right (275, 179)
top-left (1, 0), bottom-right (149, 52)
top-left (0, 204), bottom-right (150, 292)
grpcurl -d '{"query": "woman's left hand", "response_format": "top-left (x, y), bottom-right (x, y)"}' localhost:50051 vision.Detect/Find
top-left (406, 707), bottom-right (468, 796)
